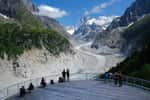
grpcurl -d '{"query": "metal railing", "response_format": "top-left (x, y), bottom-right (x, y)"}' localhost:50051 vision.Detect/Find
top-left (123, 75), bottom-right (150, 91)
top-left (0, 72), bottom-right (98, 100)
top-left (0, 73), bottom-right (150, 100)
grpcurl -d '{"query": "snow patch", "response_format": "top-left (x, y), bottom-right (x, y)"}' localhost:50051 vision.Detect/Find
top-left (66, 26), bottom-right (77, 35)
top-left (0, 13), bottom-right (9, 19)
top-left (86, 16), bottom-right (117, 29)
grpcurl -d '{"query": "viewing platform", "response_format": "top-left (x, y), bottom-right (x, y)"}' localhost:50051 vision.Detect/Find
top-left (0, 73), bottom-right (150, 100)
top-left (6, 80), bottom-right (150, 100)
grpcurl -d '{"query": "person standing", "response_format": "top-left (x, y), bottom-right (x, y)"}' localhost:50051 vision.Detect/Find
top-left (118, 71), bottom-right (123, 87)
top-left (62, 69), bottom-right (66, 82)
top-left (114, 72), bottom-right (119, 85)
top-left (109, 72), bottom-right (113, 82)
top-left (104, 72), bottom-right (109, 83)
top-left (66, 68), bottom-right (70, 81)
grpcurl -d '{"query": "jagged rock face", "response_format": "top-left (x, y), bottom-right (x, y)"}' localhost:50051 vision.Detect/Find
top-left (0, 0), bottom-right (22, 18)
top-left (74, 23), bottom-right (103, 41)
top-left (0, 0), bottom-right (36, 17)
top-left (0, 0), bottom-right (36, 21)
top-left (107, 0), bottom-right (150, 31)
top-left (21, 0), bottom-right (38, 11)
top-left (74, 16), bottom-right (104, 41)
top-left (93, 0), bottom-right (150, 55)
top-left (121, 15), bottom-right (150, 55)
top-left (36, 15), bottom-right (72, 39)
top-left (93, 27), bottom-right (126, 49)
top-left (120, 0), bottom-right (150, 25)
top-left (0, 0), bottom-right (68, 35)
top-left (36, 16), bottom-right (66, 33)
top-left (74, 16), bottom-right (116, 41)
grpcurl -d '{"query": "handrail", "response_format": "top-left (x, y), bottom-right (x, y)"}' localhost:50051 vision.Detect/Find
top-left (123, 75), bottom-right (150, 90)
top-left (0, 72), bottom-right (98, 100)
top-left (0, 72), bottom-right (150, 100)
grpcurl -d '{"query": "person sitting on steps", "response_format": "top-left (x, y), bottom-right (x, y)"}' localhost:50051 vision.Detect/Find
top-left (19, 86), bottom-right (26, 97)
top-left (58, 77), bottom-right (63, 83)
top-left (28, 83), bottom-right (34, 93)
top-left (40, 77), bottom-right (47, 88)
top-left (50, 80), bottom-right (54, 85)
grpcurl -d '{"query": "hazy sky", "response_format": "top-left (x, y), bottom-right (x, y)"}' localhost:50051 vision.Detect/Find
top-left (32, 0), bottom-right (135, 26)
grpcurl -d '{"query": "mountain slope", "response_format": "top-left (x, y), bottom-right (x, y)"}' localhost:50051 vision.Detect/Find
top-left (74, 16), bottom-right (116, 41)
top-left (74, 23), bottom-right (103, 41)
top-left (0, 0), bottom-right (70, 59)
top-left (0, 20), bottom-right (70, 59)
top-left (36, 16), bottom-right (66, 33)
top-left (121, 15), bottom-right (150, 54)
top-left (0, 0), bottom-right (43, 29)
top-left (36, 15), bottom-right (72, 40)
top-left (93, 0), bottom-right (150, 55)
top-left (107, 0), bottom-right (150, 30)
top-left (107, 15), bottom-right (150, 80)
top-left (0, 0), bottom-right (69, 34)
top-left (108, 41), bottom-right (150, 80)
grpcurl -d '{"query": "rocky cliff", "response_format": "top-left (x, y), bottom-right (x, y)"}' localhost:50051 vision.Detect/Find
top-left (93, 0), bottom-right (150, 55)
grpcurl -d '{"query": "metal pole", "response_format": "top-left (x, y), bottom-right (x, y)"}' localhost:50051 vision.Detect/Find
top-left (6, 88), bottom-right (8, 98)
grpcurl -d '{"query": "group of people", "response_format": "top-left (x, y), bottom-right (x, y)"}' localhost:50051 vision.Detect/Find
top-left (114, 71), bottom-right (123, 87)
top-left (19, 83), bottom-right (34, 97)
top-left (104, 71), bottom-right (123, 87)
top-left (19, 78), bottom-right (48, 97)
top-left (19, 68), bottom-right (70, 97)
top-left (59, 68), bottom-right (70, 83)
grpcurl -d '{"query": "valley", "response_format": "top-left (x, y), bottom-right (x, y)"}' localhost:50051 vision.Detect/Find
top-left (0, 0), bottom-right (150, 93)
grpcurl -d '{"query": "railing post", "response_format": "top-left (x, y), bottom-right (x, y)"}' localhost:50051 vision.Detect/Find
top-left (17, 84), bottom-right (19, 93)
top-left (141, 80), bottom-right (144, 88)
top-left (133, 80), bottom-right (136, 86)
top-left (36, 78), bottom-right (39, 87)
top-left (6, 88), bottom-right (8, 98)
top-left (124, 76), bottom-right (128, 85)
top-left (126, 77), bottom-right (128, 84)
top-left (85, 73), bottom-right (88, 80)
top-left (24, 81), bottom-right (25, 87)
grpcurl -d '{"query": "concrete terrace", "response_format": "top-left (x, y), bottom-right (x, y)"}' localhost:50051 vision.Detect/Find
top-left (6, 80), bottom-right (150, 100)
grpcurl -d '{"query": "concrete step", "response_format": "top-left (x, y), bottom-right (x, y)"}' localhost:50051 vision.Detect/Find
top-left (6, 80), bottom-right (150, 100)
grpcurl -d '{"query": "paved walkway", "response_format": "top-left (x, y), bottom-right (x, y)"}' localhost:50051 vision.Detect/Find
top-left (6, 80), bottom-right (150, 100)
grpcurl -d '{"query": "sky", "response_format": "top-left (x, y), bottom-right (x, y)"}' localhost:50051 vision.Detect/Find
top-left (32, 0), bottom-right (135, 26)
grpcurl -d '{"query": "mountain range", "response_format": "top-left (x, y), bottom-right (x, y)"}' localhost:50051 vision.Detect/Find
top-left (92, 0), bottom-right (150, 55)
top-left (73, 16), bottom-right (116, 41)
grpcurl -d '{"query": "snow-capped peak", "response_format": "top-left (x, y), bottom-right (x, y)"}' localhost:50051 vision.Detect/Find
top-left (85, 16), bottom-right (118, 30)
top-left (0, 13), bottom-right (9, 19)
top-left (73, 16), bottom-right (118, 41)
top-left (66, 26), bottom-right (77, 35)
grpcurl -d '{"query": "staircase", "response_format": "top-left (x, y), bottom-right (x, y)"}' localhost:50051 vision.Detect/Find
top-left (6, 80), bottom-right (150, 100)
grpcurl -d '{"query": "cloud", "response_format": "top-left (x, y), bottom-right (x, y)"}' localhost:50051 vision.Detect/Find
top-left (85, 0), bottom-right (120, 15)
top-left (34, 5), bottom-right (68, 19)
top-left (86, 16), bottom-right (118, 29)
